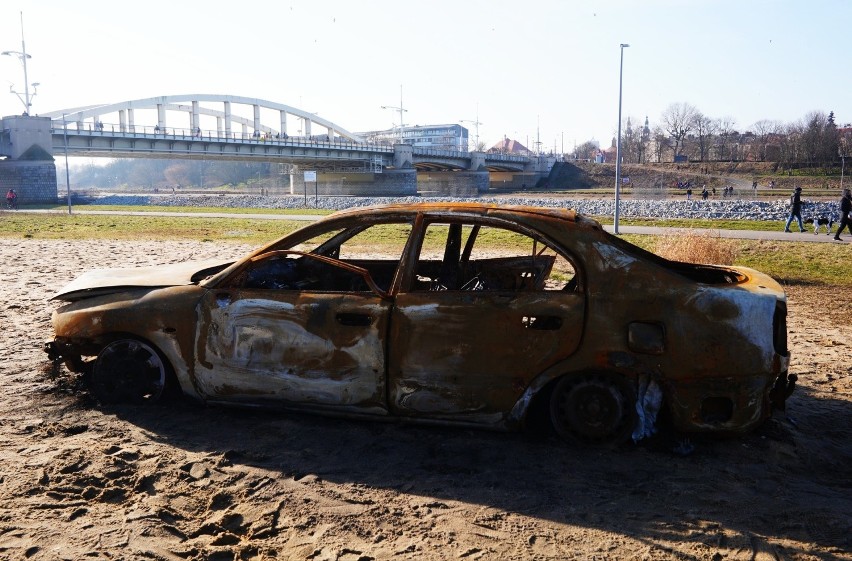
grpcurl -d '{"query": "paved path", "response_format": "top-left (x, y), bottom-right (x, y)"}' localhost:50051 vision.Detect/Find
top-left (608, 224), bottom-right (849, 243)
top-left (14, 208), bottom-right (852, 243)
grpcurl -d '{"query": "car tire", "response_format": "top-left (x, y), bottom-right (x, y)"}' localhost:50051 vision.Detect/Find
top-left (549, 373), bottom-right (637, 446)
top-left (89, 339), bottom-right (169, 404)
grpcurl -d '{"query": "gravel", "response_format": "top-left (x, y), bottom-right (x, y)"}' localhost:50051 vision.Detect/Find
top-left (88, 193), bottom-right (842, 222)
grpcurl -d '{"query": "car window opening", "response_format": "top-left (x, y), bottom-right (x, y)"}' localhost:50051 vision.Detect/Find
top-left (415, 221), bottom-right (578, 293)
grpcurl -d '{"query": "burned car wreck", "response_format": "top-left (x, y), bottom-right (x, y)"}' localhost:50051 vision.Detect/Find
top-left (45, 203), bottom-right (795, 444)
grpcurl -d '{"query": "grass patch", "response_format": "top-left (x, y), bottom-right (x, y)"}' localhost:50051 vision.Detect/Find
top-left (0, 212), bottom-right (304, 243)
top-left (3, 210), bottom-right (849, 287)
top-left (652, 230), bottom-right (739, 265)
top-left (36, 204), bottom-right (332, 215)
top-left (625, 234), bottom-right (851, 287)
top-left (595, 216), bottom-right (787, 232)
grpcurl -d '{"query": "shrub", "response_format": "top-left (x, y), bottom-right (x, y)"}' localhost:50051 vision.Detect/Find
top-left (653, 230), bottom-right (739, 265)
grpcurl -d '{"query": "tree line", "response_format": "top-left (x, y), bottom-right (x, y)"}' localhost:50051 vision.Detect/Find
top-left (65, 159), bottom-right (279, 190)
top-left (571, 103), bottom-right (851, 172)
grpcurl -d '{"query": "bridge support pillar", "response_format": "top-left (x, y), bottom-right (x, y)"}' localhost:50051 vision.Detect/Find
top-left (392, 144), bottom-right (414, 169)
top-left (0, 115), bottom-right (59, 203)
top-left (468, 151), bottom-right (486, 171)
top-left (417, 171), bottom-right (489, 196)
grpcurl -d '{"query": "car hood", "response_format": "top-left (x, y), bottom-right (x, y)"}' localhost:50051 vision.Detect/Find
top-left (51, 258), bottom-right (233, 301)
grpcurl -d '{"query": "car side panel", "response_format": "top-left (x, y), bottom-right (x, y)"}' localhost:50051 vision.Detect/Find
top-left (193, 289), bottom-right (390, 411)
top-left (387, 290), bottom-right (585, 422)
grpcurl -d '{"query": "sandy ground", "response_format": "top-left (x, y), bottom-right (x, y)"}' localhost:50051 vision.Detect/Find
top-left (0, 239), bottom-right (850, 561)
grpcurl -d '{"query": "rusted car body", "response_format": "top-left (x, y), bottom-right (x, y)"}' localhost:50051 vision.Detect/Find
top-left (45, 203), bottom-right (794, 444)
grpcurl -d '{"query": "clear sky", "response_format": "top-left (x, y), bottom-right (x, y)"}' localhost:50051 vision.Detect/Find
top-left (1, 0), bottom-right (848, 153)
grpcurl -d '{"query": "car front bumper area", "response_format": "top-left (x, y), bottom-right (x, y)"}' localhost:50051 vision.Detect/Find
top-left (44, 338), bottom-right (89, 373)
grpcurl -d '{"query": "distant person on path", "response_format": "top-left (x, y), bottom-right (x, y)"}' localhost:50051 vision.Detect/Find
top-left (686, 186), bottom-right (692, 200)
top-left (5, 188), bottom-right (17, 210)
top-left (784, 186), bottom-right (805, 232)
top-left (833, 188), bottom-right (852, 241)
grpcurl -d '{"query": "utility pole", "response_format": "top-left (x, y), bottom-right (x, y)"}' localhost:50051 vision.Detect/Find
top-left (614, 43), bottom-right (630, 235)
top-left (536, 115), bottom-right (541, 155)
top-left (460, 103), bottom-right (482, 152)
top-left (2, 12), bottom-right (38, 114)
top-left (381, 84), bottom-right (407, 144)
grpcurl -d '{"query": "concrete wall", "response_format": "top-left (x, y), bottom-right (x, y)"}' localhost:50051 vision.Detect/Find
top-left (417, 171), bottom-right (490, 196)
top-left (290, 170), bottom-right (418, 197)
top-left (0, 161), bottom-right (59, 203)
top-left (0, 115), bottom-right (54, 160)
top-left (0, 115), bottom-right (59, 203)
top-left (489, 171), bottom-right (545, 190)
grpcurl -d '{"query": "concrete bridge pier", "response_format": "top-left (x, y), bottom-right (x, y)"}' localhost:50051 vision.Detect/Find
top-left (393, 144), bottom-right (414, 169)
top-left (415, 151), bottom-right (489, 196)
top-left (0, 115), bottom-right (59, 203)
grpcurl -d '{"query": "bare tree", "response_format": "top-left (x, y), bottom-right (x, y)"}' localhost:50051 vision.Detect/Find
top-left (651, 126), bottom-right (669, 163)
top-left (571, 140), bottom-right (600, 160)
top-left (660, 102), bottom-right (698, 159)
top-left (778, 121), bottom-right (803, 173)
top-left (690, 113), bottom-right (718, 162)
top-left (128, 160), bottom-right (169, 189)
top-left (750, 119), bottom-right (782, 161)
top-left (164, 163), bottom-right (193, 187)
top-left (798, 111), bottom-right (838, 169)
top-left (715, 116), bottom-right (738, 161)
top-left (620, 116), bottom-right (641, 163)
top-left (839, 128), bottom-right (852, 186)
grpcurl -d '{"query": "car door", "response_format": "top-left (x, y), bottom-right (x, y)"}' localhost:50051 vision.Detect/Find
top-left (387, 219), bottom-right (585, 421)
top-left (192, 220), bottom-right (413, 412)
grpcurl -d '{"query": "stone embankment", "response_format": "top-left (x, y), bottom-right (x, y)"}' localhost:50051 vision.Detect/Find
top-left (90, 194), bottom-right (842, 222)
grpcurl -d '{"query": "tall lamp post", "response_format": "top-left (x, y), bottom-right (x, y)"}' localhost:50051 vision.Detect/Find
top-left (2, 12), bottom-right (38, 114)
top-left (614, 43), bottom-right (629, 235)
top-left (460, 104), bottom-right (482, 152)
top-left (381, 84), bottom-right (407, 144)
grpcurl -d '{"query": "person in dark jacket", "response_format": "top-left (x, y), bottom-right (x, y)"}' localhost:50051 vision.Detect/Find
top-left (784, 186), bottom-right (805, 232)
top-left (834, 188), bottom-right (852, 241)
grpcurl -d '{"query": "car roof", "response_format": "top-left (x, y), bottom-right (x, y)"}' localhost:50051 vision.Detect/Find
top-left (329, 202), bottom-right (586, 225)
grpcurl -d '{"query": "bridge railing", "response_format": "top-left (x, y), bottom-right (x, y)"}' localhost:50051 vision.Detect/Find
top-left (411, 147), bottom-right (527, 162)
top-left (50, 122), bottom-right (398, 153)
top-left (50, 122), bottom-right (530, 164)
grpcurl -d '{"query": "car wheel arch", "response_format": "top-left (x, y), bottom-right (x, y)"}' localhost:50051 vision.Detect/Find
top-left (87, 333), bottom-right (178, 404)
top-left (515, 368), bottom-right (645, 445)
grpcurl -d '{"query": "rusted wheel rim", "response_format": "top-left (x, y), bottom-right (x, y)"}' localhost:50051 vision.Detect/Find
top-left (90, 339), bottom-right (166, 404)
top-left (550, 374), bottom-right (635, 445)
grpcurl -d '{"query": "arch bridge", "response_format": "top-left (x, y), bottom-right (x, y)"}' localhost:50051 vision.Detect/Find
top-left (1, 95), bottom-right (551, 201)
top-left (36, 94), bottom-right (529, 172)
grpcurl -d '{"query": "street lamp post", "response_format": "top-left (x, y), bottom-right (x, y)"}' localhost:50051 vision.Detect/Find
top-left (381, 84), bottom-right (407, 144)
top-left (460, 103), bottom-right (482, 152)
top-left (2, 12), bottom-right (37, 114)
top-left (614, 43), bottom-right (630, 235)
top-left (62, 114), bottom-right (72, 214)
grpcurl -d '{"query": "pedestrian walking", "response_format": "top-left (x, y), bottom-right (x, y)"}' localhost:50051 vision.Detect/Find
top-left (784, 186), bottom-right (805, 232)
top-left (833, 188), bottom-right (852, 241)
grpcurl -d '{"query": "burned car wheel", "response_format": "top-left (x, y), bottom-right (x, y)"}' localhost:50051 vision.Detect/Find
top-left (550, 373), bottom-right (636, 445)
top-left (89, 339), bottom-right (168, 404)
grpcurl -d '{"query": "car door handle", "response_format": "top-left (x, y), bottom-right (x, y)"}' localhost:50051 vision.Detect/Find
top-left (336, 313), bottom-right (373, 327)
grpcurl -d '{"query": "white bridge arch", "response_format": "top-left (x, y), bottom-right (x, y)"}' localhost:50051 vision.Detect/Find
top-left (41, 94), bottom-right (364, 142)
